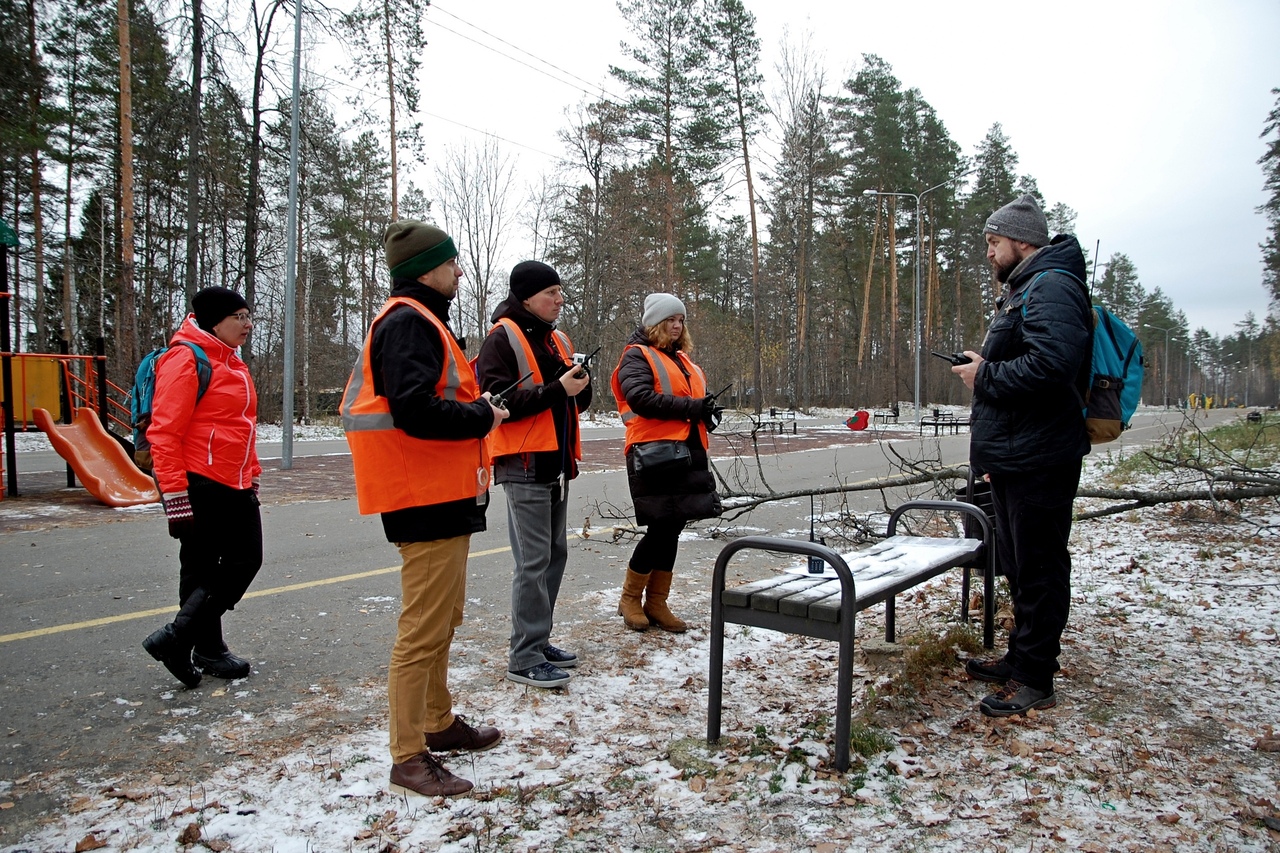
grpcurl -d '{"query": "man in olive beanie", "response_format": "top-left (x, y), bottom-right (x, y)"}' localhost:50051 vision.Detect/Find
top-left (383, 220), bottom-right (458, 281)
top-left (947, 194), bottom-right (1092, 720)
top-left (344, 219), bottom-right (508, 797)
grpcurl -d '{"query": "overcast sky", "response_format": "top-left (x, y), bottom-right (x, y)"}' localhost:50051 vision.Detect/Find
top-left (397, 0), bottom-right (1280, 338)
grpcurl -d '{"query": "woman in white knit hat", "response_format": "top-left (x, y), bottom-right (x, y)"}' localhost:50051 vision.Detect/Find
top-left (609, 293), bottom-right (722, 633)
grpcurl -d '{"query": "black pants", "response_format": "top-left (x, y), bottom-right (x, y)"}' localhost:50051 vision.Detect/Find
top-left (989, 461), bottom-right (1081, 691)
top-left (629, 519), bottom-right (686, 574)
top-left (178, 472), bottom-right (263, 614)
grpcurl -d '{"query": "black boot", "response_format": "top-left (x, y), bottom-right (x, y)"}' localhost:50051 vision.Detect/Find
top-left (142, 588), bottom-right (211, 688)
top-left (192, 614), bottom-right (251, 679)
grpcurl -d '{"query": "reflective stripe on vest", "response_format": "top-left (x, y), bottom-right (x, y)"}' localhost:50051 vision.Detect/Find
top-left (486, 319), bottom-right (582, 459)
top-left (610, 344), bottom-right (708, 453)
top-left (341, 297), bottom-right (490, 515)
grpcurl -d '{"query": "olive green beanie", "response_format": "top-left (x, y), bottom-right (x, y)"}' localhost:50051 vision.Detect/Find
top-left (382, 220), bottom-right (458, 280)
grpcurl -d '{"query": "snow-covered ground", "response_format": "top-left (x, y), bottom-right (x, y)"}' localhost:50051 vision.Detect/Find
top-left (4, 448), bottom-right (1278, 851)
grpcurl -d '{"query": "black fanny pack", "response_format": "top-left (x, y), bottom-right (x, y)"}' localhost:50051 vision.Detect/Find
top-left (630, 439), bottom-right (691, 475)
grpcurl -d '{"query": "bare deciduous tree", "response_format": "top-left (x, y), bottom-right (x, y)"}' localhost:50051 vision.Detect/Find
top-left (433, 137), bottom-right (517, 352)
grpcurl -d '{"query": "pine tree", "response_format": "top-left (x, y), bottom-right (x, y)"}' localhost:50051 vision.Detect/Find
top-left (610, 0), bottom-right (728, 292)
top-left (1259, 88), bottom-right (1280, 305)
top-left (703, 0), bottom-right (766, 410)
top-left (340, 0), bottom-right (427, 220)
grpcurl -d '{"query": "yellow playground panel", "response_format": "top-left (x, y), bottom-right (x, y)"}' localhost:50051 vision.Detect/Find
top-left (0, 356), bottom-right (66, 427)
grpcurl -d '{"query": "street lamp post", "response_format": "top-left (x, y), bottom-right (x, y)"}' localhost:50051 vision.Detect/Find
top-left (1142, 323), bottom-right (1175, 408)
top-left (863, 167), bottom-right (975, 422)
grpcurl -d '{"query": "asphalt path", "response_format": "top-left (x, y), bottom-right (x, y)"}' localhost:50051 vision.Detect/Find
top-left (0, 406), bottom-right (1232, 837)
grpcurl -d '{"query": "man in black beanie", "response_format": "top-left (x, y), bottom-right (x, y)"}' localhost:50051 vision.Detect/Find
top-left (341, 220), bottom-right (509, 797)
top-left (947, 193), bottom-right (1092, 718)
top-left (475, 260), bottom-right (592, 689)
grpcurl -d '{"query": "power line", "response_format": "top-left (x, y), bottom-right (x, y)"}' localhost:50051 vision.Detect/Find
top-left (299, 67), bottom-right (567, 163)
top-left (427, 3), bottom-right (626, 105)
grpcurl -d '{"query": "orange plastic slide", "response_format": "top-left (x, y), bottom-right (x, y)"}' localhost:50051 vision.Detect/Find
top-left (33, 407), bottom-right (160, 507)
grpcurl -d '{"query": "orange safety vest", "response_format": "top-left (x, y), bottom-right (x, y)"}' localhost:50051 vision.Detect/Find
top-left (486, 318), bottom-right (583, 460)
top-left (341, 297), bottom-right (491, 515)
top-left (610, 344), bottom-right (708, 454)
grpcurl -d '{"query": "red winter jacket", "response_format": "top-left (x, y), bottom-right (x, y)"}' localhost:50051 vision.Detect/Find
top-left (149, 315), bottom-right (261, 494)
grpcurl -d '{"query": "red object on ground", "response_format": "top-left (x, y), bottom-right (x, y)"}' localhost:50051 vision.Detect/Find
top-left (33, 406), bottom-right (160, 507)
top-left (846, 410), bottom-right (870, 431)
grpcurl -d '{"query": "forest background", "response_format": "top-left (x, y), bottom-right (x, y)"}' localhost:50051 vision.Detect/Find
top-left (3, 0), bottom-right (1280, 422)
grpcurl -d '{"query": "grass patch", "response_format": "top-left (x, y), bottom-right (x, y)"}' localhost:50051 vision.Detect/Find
top-left (848, 722), bottom-right (894, 758)
top-left (901, 625), bottom-right (984, 689)
top-left (667, 737), bottom-right (716, 776)
top-left (1109, 412), bottom-right (1280, 483)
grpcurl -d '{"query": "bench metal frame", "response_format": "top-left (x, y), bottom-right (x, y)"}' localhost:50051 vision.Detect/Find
top-left (707, 499), bottom-right (994, 771)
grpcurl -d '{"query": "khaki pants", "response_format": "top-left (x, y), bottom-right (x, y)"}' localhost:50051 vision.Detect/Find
top-left (388, 535), bottom-right (469, 764)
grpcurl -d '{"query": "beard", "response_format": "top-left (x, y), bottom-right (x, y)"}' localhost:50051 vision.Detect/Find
top-left (991, 254), bottom-right (1020, 284)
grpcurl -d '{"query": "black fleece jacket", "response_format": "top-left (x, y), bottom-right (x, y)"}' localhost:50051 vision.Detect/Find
top-left (474, 295), bottom-right (593, 484)
top-left (969, 234), bottom-right (1093, 474)
top-left (370, 279), bottom-right (494, 542)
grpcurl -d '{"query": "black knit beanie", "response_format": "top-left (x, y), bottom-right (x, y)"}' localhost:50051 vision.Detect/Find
top-left (509, 260), bottom-right (561, 302)
top-left (193, 287), bottom-right (249, 332)
top-left (383, 220), bottom-right (458, 280)
top-left (983, 194), bottom-right (1050, 247)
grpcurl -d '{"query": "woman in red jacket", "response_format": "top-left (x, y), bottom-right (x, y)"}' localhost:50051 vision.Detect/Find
top-left (142, 287), bottom-right (263, 688)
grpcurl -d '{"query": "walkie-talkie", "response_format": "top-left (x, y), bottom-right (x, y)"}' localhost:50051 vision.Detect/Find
top-left (571, 345), bottom-right (603, 375)
top-left (489, 371), bottom-right (533, 409)
top-left (808, 493), bottom-right (826, 574)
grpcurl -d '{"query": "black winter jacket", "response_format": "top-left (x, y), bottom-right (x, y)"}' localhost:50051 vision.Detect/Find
top-left (474, 295), bottom-right (593, 485)
top-left (370, 279), bottom-right (494, 542)
top-left (615, 329), bottom-right (721, 526)
top-left (970, 235), bottom-right (1092, 475)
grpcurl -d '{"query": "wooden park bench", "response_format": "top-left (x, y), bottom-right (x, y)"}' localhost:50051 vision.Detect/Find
top-left (707, 499), bottom-right (994, 771)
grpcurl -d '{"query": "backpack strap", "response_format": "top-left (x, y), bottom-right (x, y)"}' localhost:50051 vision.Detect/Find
top-left (172, 341), bottom-right (213, 402)
top-left (1020, 268), bottom-right (1086, 317)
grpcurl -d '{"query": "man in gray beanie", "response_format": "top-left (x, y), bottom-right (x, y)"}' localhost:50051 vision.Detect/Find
top-left (946, 194), bottom-right (1092, 719)
top-left (342, 220), bottom-right (509, 797)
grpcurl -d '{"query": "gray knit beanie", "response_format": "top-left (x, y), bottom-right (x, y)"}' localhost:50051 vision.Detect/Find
top-left (642, 292), bottom-right (687, 327)
top-left (983, 194), bottom-right (1050, 247)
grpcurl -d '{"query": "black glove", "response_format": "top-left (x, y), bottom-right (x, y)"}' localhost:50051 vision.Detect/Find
top-left (698, 395), bottom-right (717, 421)
top-left (704, 405), bottom-right (723, 432)
top-left (162, 491), bottom-right (195, 539)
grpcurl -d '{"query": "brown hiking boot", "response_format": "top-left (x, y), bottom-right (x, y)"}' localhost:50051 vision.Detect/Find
top-left (389, 751), bottom-right (473, 797)
top-left (425, 715), bottom-right (502, 752)
top-left (979, 680), bottom-right (1056, 718)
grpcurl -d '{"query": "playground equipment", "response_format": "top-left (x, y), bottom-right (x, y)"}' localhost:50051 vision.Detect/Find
top-left (1, 217), bottom-right (140, 502)
top-left (32, 407), bottom-right (159, 506)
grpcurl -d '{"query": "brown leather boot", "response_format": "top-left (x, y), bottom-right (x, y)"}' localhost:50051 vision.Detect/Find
top-left (389, 751), bottom-right (473, 797)
top-left (643, 569), bottom-right (687, 633)
top-left (617, 568), bottom-right (650, 631)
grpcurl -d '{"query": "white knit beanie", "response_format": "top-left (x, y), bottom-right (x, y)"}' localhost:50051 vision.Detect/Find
top-left (642, 292), bottom-right (687, 327)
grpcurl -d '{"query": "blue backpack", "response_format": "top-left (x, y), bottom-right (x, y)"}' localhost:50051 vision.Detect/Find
top-left (1026, 269), bottom-right (1144, 444)
top-left (129, 342), bottom-right (212, 470)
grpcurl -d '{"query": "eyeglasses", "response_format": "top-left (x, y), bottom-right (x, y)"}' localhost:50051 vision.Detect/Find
top-left (231, 312), bottom-right (253, 324)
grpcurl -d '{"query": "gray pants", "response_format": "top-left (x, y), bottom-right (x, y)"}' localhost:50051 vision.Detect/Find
top-left (504, 480), bottom-right (570, 671)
